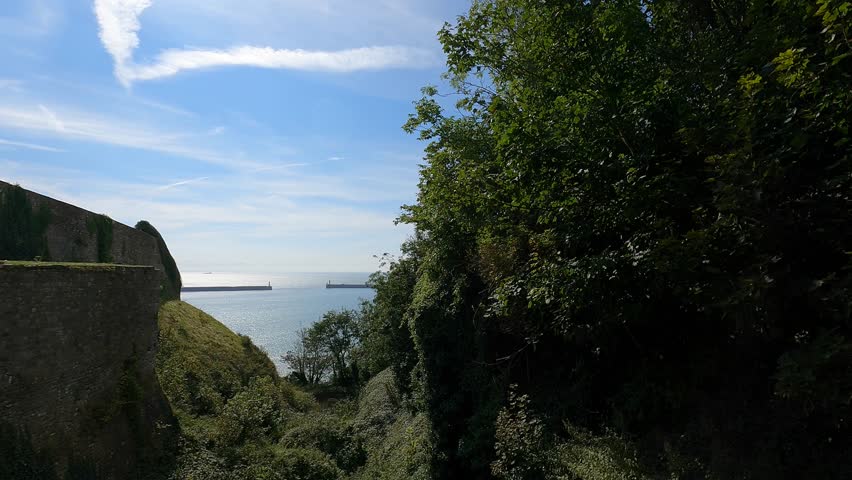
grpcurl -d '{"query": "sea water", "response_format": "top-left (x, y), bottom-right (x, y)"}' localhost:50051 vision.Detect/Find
top-left (181, 272), bottom-right (375, 374)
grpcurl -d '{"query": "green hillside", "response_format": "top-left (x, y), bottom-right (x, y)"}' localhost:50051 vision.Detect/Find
top-left (157, 300), bottom-right (279, 414)
top-left (155, 301), bottom-right (428, 479)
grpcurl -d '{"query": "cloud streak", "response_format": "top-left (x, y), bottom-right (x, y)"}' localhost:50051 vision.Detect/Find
top-left (117, 45), bottom-right (435, 85)
top-left (38, 104), bottom-right (66, 132)
top-left (94, 0), bottom-right (435, 86)
top-left (0, 104), bottom-right (260, 169)
top-left (0, 138), bottom-right (64, 152)
top-left (159, 176), bottom-right (209, 190)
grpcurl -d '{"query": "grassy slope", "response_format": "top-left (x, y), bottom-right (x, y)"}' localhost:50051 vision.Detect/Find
top-left (156, 301), bottom-right (279, 439)
top-left (157, 300), bottom-right (276, 381)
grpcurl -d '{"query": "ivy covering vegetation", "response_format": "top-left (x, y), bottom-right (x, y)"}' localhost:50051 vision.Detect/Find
top-left (86, 214), bottom-right (113, 263)
top-left (0, 184), bottom-right (51, 261)
top-left (358, 0), bottom-right (852, 478)
top-left (136, 221), bottom-right (182, 301)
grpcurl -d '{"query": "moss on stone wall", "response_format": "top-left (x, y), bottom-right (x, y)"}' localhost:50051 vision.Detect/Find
top-left (0, 423), bottom-right (59, 480)
top-left (91, 356), bottom-right (144, 430)
top-left (0, 184), bottom-right (51, 261)
top-left (86, 215), bottom-right (113, 263)
top-left (0, 262), bottom-right (173, 479)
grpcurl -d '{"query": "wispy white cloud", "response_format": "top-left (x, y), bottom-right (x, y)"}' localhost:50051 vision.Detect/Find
top-left (38, 104), bottom-right (66, 132)
top-left (2, 163), bottom-right (413, 271)
top-left (32, 74), bottom-right (198, 117)
top-left (0, 103), bottom-right (260, 169)
top-left (94, 0), bottom-right (436, 86)
top-left (0, 138), bottom-right (64, 153)
top-left (117, 45), bottom-right (435, 85)
top-left (159, 176), bottom-right (209, 190)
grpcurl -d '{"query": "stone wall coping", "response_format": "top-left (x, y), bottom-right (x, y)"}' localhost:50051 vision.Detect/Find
top-left (0, 261), bottom-right (156, 270)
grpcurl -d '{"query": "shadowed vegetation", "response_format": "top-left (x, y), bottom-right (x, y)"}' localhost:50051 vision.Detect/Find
top-left (0, 183), bottom-right (50, 261)
top-left (354, 0), bottom-right (852, 478)
top-left (136, 221), bottom-right (182, 301)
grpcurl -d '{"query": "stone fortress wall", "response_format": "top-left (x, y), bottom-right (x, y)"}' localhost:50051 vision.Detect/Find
top-left (0, 180), bottom-right (178, 477)
top-left (0, 179), bottom-right (163, 267)
top-left (0, 263), bottom-right (175, 478)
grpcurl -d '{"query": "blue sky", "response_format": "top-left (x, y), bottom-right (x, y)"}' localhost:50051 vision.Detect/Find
top-left (0, 0), bottom-right (467, 272)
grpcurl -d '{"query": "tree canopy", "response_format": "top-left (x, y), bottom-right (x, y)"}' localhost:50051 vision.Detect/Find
top-left (359, 0), bottom-right (852, 478)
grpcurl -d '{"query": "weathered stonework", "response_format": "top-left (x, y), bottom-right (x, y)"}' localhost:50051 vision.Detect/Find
top-left (0, 263), bottom-right (175, 478)
top-left (0, 180), bottom-right (176, 299)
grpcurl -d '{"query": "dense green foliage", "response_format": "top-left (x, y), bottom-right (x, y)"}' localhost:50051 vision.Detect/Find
top-left (85, 214), bottom-right (113, 263)
top-left (0, 184), bottom-right (51, 260)
top-left (284, 326), bottom-right (331, 385)
top-left (348, 370), bottom-right (433, 480)
top-left (156, 301), bottom-right (429, 480)
top-left (284, 309), bottom-right (363, 388)
top-left (358, 253), bottom-right (420, 385)
top-left (355, 0), bottom-right (852, 478)
top-left (136, 220), bottom-right (182, 301)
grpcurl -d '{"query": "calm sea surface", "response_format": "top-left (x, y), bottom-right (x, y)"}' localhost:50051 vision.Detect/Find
top-left (181, 272), bottom-right (375, 374)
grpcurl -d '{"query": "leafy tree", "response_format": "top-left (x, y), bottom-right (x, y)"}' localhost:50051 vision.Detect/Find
top-left (310, 310), bottom-right (361, 386)
top-left (357, 248), bottom-right (421, 384)
top-left (381, 0), bottom-right (852, 478)
top-left (283, 327), bottom-right (331, 386)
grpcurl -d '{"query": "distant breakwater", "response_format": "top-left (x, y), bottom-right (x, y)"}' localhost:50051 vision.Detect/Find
top-left (182, 284), bottom-right (272, 292)
top-left (326, 282), bottom-right (371, 289)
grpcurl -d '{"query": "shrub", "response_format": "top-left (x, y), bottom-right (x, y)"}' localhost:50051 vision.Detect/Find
top-left (245, 448), bottom-right (342, 480)
top-left (491, 386), bottom-right (549, 480)
top-left (215, 376), bottom-right (289, 446)
top-left (349, 370), bottom-right (433, 480)
top-left (280, 409), bottom-right (366, 473)
top-left (551, 423), bottom-right (651, 480)
top-left (169, 441), bottom-right (233, 480)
